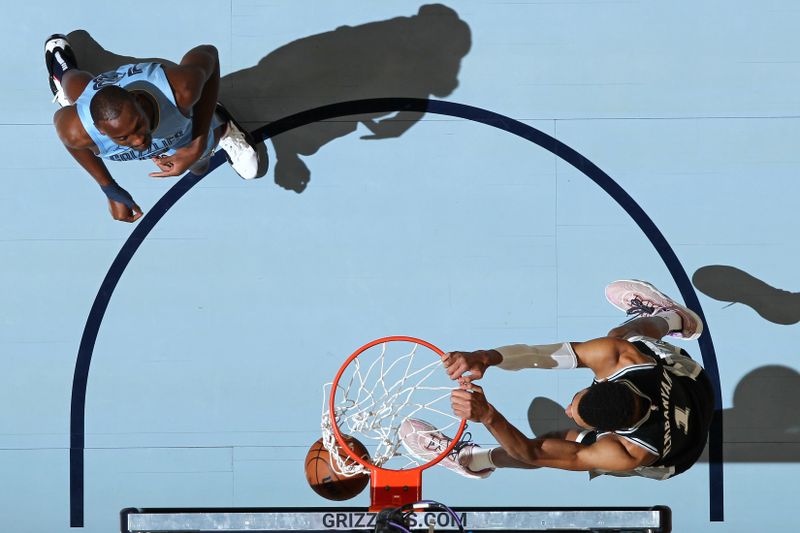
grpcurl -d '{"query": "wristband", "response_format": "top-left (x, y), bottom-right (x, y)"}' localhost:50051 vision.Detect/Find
top-left (101, 183), bottom-right (136, 209)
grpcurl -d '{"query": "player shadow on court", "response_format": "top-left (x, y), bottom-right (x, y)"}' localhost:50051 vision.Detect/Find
top-left (528, 364), bottom-right (800, 462)
top-left (693, 265), bottom-right (800, 325)
top-left (65, 4), bottom-right (471, 193)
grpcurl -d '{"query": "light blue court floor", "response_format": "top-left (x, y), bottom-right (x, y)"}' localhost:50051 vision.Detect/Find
top-left (2, 2), bottom-right (799, 532)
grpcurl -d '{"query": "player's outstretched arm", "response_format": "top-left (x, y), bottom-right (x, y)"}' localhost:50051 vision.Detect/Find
top-left (443, 342), bottom-right (583, 382)
top-left (172, 44), bottom-right (220, 140)
top-left (444, 337), bottom-right (646, 382)
top-left (503, 432), bottom-right (644, 473)
top-left (54, 109), bottom-right (142, 222)
top-left (153, 45), bottom-right (221, 177)
top-left (452, 383), bottom-right (644, 472)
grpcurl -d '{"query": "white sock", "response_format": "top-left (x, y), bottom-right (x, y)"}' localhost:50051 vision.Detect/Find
top-left (654, 310), bottom-right (682, 332)
top-left (466, 447), bottom-right (497, 471)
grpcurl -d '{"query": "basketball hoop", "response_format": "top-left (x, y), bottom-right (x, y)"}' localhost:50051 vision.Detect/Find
top-left (321, 336), bottom-right (467, 511)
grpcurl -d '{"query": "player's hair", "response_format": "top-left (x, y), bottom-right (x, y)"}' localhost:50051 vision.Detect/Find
top-left (90, 85), bottom-right (136, 124)
top-left (577, 381), bottom-right (639, 431)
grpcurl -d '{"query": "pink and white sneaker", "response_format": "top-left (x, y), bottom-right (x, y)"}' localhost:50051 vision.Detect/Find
top-left (399, 418), bottom-right (493, 479)
top-left (605, 279), bottom-right (704, 340)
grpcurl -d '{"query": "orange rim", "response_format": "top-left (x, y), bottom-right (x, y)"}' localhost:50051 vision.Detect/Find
top-left (329, 335), bottom-right (468, 475)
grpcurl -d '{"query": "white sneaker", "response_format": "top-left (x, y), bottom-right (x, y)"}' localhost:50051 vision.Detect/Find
top-left (605, 279), bottom-right (704, 340)
top-left (217, 106), bottom-right (259, 180)
top-left (45, 34), bottom-right (77, 107)
top-left (399, 418), bottom-right (493, 479)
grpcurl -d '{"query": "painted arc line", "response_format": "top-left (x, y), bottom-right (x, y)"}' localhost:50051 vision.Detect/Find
top-left (69, 97), bottom-right (723, 526)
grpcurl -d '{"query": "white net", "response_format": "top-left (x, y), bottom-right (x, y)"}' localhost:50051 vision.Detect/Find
top-left (320, 339), bottom-right (462, 477)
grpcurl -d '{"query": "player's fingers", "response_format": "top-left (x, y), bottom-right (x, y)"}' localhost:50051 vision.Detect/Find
top-left (151, 168), bottom-right (181, 177)
top-left (466, 383), bottom-right (483, 394)
top-left (447, 363), bottom-right (465, 379)
top-left (451, 397), bottom-right (478, 419)
top-left (451, 389), bottom-right (472, 400)
top-left (450, 397), bottom-right (469, 415)
top-left (122, 211), bottom-right (141, 223)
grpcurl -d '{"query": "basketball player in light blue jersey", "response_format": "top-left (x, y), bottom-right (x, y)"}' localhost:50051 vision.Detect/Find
top-left (45, 34), bottom-right (263, 223)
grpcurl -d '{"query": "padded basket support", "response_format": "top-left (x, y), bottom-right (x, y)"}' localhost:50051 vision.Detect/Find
top-left (369, 468), bottom-right (423, 511)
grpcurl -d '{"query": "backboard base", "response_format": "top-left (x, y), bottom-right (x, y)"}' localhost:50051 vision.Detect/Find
top-left (121, 506), bottom-right (671, 533)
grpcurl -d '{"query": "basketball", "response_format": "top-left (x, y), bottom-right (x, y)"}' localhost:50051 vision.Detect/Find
top-left (304, 436), bottom-right (370, 501)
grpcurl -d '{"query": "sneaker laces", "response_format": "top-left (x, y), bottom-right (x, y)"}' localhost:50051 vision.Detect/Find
top-left (221, 125), bottom-right (252, 157)
top-left (626, 297), bottom-right (658, 318)
top-left (447, 431), bottom-right (475, 461)
top-left (417, 429), bottom-right (472, 458)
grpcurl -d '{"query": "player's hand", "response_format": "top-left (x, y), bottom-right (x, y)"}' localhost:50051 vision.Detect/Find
top-left (451, 383), bottom-right (495, 424)
top-left (148, 152), bottom-right (192, 177)
top-left (108, 198), bottom-right (143, 223)
top-left (149, 155), bottom-right (177, 176)
top-left (441, 350), bottom-right (492, 383)
top-left (148, 139), bottom-right (205, 177)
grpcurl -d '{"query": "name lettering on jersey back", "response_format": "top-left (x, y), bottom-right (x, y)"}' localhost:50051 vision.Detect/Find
top-left (109, 128), bottom-right (187, 161)
top-left (661, 368), bottom-right (673, 456)
top-left (661, 368), bottom-right (692, 455)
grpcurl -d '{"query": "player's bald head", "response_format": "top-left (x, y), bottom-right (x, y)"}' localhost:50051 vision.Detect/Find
top-left (90, 85), bottom-right (137, 125)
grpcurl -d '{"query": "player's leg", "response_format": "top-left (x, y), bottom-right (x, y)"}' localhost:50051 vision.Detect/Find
top-left (45, 34), bottom-right (87, 106)
top-left (608, 316), bottom-right (670, 340)
top-left (463, 447), bottom-right (537, 470)
top-left (61, 70), bottom-right (93, 103)
top-left (605, 280), bottom-right (703, 341)
top-left (214, 103), bottom-right (264, 180)
top-left (187, 123), bottom-right (227, 175)
top-left (399, 419), bottom-right (493, 478)
top-left (188, 157), bottom-right (210, 175)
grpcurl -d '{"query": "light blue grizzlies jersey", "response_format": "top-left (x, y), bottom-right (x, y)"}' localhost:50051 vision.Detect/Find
top-left (75, 63), bottom-right (218, 161)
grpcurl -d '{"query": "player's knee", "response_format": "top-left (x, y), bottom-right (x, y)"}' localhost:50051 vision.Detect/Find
top-left (607, 326), bottom-right (626, 338)
top-left (62, 70), bottom-right (93, 102)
